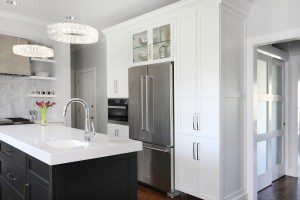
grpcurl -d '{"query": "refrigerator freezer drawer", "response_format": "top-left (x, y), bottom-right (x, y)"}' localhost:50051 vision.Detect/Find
top-left (137, 144), bottom-right (175, 193)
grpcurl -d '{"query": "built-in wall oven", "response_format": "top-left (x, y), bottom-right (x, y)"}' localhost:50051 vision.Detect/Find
top-left (108, 98), bottom-right (128, 125)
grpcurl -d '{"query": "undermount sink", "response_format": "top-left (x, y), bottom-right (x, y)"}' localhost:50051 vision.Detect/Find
top-left (46, 140), bottom-right (89, 148)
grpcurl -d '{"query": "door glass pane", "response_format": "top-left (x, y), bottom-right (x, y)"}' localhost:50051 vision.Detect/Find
top-left (153, 24), bottom-right (171, 60)
top-left (271, 101), bottom-right (283, 131)
top-left (271, 136), bottom-right (283, 165)
top-left (272, 65), bottom-right (283, 95)
top-left (133, 31), bottom-right (148, 63)
top-left (257, 101), bottom-right (268, 134)
top-left (257, 141), bottom-right (268, 175)
top-left (257, 59), bottom-right (268, 94)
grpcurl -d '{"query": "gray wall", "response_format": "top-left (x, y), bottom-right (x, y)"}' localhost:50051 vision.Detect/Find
top-left (71, 38), bottom-right (107, 133)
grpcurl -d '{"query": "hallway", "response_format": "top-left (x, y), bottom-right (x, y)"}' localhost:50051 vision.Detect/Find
top-left (258, 176), bottom-right (300, 200)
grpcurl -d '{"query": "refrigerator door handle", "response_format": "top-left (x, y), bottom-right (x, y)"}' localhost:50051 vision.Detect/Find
top-left (143, 145), bottom-right (170, 153)
top-left (145, 75), bottom-right (150, 132)
top-left (141, 76), bottom-right (145, 131)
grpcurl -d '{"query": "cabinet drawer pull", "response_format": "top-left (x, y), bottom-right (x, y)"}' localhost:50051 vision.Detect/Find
top-left (6, 173), bottom-right (17, 181)
top-left (5, 150), bottom-right (14, 157)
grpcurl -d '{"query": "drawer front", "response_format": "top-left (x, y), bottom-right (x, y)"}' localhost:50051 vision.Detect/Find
top-left (0, 155), bottom-right (26, 198)
top-left (0, 141), bottom-right (26, 166)
top-left (27, 156), bottom-right (52, 189)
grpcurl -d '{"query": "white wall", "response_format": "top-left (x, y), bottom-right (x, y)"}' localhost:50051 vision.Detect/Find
top-left (0, 15), bottom-right (71, 125)
top-left (72, 38), bottom-right (107, 133)
top-left (248, 0), bottom-right (300, 38)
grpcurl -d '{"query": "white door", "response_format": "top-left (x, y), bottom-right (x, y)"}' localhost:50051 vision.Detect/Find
top-left (76, 68), bottom-right (96, 130)
top-left (175, 11), bottom-right (198, 136)
top-left (176, 134), bottom-right (198, 197)
top-left (256, 53), bottom-right (285, 191)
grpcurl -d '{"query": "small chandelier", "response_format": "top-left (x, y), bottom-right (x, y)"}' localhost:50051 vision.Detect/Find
top-left (13, 44), bottom-right (54, 58)
top-left (47, 22), bottom-right (99, 44)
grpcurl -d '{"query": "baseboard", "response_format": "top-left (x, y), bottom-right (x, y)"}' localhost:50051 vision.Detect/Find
top-left (224, 188), bottom-right (247, 200)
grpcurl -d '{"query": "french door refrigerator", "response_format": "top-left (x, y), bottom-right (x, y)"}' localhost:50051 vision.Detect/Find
top-left (129, 62), bottom-right (177, 197)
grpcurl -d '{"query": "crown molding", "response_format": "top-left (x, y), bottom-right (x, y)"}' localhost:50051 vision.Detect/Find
top-left (102, 0), bottom-right (254, 38)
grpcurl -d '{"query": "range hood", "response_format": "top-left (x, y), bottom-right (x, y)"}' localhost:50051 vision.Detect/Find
top-left (0, 34), bottom-right (30, 76)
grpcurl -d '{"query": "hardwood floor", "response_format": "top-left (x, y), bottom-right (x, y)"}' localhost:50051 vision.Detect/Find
top-left (258, 176), bottom-right (300, 200)
top-left (138, 184), bottom-right (201, 200)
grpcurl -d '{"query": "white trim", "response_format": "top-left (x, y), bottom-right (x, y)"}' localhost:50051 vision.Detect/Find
top-left (246, 28), bottom-right (300, 200)
top-left (75, 67), bottom-right (97, 131)
top-left (102, 0), bottom-right (253, 38)
top-left (224, 188), bottom-right (247, 200)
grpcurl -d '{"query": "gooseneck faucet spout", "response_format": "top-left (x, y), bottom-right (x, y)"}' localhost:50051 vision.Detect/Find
top-left (63, 98), bottom-right (95, 141)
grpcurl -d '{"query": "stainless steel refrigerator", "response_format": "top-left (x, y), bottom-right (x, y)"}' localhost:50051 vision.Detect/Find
top-left (129, 62), bottom-right (177, 197)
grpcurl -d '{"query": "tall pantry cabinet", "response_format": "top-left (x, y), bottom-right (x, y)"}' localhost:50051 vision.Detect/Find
top-left (102, 1), bottom-right (253, 199)
top-left (175, 3), bottom-right (248, 200)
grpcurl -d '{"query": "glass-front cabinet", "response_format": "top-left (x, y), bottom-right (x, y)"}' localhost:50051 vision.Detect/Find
top-left (132, 23), bottom-right (172, 65)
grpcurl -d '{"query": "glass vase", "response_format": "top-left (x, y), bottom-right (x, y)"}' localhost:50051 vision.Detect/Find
top-left (41, 109), bottom-right (48, 126)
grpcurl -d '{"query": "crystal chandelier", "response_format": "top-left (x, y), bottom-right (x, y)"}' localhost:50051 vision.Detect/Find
top-left (12, 0), bottom-right (54, 58)
top-left (47, 22), bottom-right (99, 44)
top-left (13, 44), bottom-right (54, 58)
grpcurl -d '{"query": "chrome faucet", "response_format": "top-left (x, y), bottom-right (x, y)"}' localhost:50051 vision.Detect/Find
top-left (63, 98), bottom-right (95, 141)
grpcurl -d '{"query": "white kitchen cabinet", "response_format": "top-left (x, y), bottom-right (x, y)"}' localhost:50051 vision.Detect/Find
top-left (131, 21), bottom-right (174, 67)
top-left (103, 0), bottom-right (251, 199)
top-left (176, 135), bottom-right (219, 199)
top-left (107, 34), bottom-right (130, 98)
top-left (175, 3), bottom-right (246, 200)
top-left (107, 123), bottom-right (129, 139)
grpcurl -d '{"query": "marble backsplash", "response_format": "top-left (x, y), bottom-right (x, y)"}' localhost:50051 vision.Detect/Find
top-left (0, 75), bottom-right (51, 119)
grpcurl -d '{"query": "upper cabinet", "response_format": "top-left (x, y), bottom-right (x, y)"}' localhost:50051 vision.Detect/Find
top-left (131, 23), bottom-right (173, 66)
top-left (107, 34), bottom-right (130, 98)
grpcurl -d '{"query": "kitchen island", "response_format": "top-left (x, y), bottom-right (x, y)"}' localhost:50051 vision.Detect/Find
top-left (0, 124), bottom-right (142, 200)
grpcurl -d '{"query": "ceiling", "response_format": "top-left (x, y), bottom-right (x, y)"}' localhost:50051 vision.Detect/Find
top-left (0, 0), bottom-right (179, 30)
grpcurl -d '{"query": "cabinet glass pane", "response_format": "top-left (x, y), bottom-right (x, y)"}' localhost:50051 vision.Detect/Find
top-left (153, 24), bottom-right (171, 60)
top-left (257, 101), bottom-right (268, 134)
top-left (257, 59), bottom-right (268, 94)
top-left (272, 65), bottom-right (283, 95)
top-left (271, 101), bottom-right (283, 131)
top-left (271, 136), bottom-right (283, 166)
top-left (133, 31), bottom-right (148, 63)
top-left (257, 140), bottom-right (268, 175)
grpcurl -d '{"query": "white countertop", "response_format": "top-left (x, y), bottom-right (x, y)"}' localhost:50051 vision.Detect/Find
top-left (0, 124), bottom-right (142, 165)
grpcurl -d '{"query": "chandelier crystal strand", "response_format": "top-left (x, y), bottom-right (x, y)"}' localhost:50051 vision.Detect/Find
top-left (13, 44), bottom-right (54, 58)
top-left (47, 22), bottom-right (99, 44)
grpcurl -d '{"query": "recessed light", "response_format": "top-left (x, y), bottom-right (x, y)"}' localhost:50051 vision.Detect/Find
top-left (65, 16), bottom-right (76, 20)
top-left (6, 0), bottom-right (20, 6)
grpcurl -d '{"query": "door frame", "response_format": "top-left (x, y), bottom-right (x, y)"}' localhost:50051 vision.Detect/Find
top-left (246, 29), bottom-right (300, 200)
top-left (75, 67), bottom-right (97, 130)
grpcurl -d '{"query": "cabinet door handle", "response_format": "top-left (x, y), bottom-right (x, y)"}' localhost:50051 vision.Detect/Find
top-left (6, 173), bottom-right (17, 181)
top-left (193, 113), bottom-right (197, 130)
top-left (196, 143), bottom-right (200, 160)
top-left (197, 113), bottom-right (200, 131)
top-left (193, 142), bottom-right (196, 160)
top-left (114, 80), bottom-right (118, 93)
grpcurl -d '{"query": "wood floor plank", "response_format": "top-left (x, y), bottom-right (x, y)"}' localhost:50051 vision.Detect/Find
top-left (258, 176), bottom-right (300, 200)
